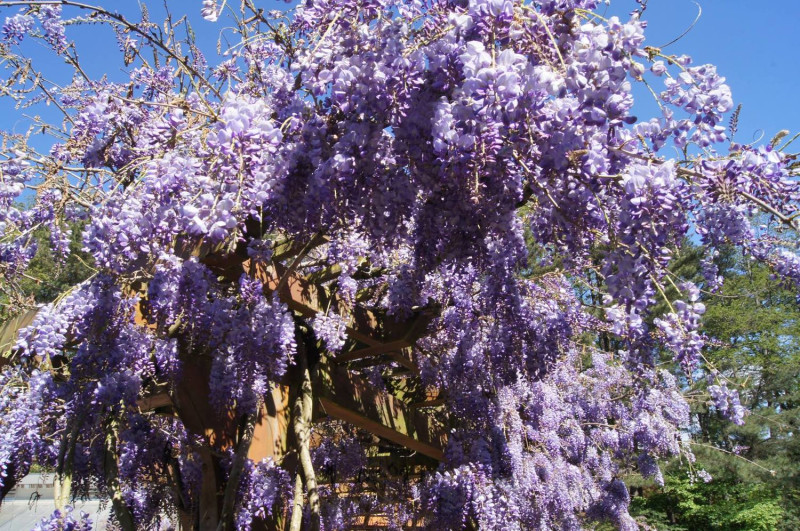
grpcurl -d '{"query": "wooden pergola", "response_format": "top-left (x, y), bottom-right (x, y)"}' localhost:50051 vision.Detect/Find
top-left (0, 237), bottom-right (448, 529)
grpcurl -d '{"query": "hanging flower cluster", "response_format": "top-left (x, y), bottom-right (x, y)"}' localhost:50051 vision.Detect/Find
top-left (0, 0), bottom-right (798, 529)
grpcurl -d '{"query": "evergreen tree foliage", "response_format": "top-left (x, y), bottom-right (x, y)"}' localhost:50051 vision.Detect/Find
top-left (632, 247), bottom-right (800, 530)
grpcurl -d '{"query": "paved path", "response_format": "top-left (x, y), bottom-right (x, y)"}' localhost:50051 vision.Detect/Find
top-left (0, 499), bottom-right (110, 530)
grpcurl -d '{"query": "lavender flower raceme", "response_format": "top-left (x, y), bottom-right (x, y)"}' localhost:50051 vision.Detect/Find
top-left (0, 0), bottom-right (797, 528)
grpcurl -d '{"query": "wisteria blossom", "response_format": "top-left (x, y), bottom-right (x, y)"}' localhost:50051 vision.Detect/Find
top-left (0, 0), bottom-right (797, 529)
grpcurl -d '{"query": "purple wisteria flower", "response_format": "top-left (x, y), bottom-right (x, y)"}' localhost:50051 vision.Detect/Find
top-left (0, 0), bottom-right (797, 528)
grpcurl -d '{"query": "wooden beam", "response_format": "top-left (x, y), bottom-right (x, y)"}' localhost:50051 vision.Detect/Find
top-left (341, 355), bottom-right (416, 375)
top-left (271, 233), bottom-right (329, 262)
top-left (409, 399), bottom-right (445, 409)
top-left (318, 398), bottom-right (443, 461)
top-left (247, 384), bottom-right (292, 463)
top-left (137, 392), bottom-right (173, 412)
top-left (198, 446), bottom-right (220, 531)
top-left (334, 339), bottom-right (410, 363)
top-left (248, 260), bottom-right (429, 356)
top-left (315, 363), bottom-right (445, 461)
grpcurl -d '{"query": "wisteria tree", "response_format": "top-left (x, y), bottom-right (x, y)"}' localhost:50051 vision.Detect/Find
top-left (0, 0), bottom-right (799, 529)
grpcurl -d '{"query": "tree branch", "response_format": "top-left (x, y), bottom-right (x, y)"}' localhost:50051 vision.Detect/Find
top-left (217, 412), bottom-right (257, 531)
top-left (54, 414), bottom-right (82, 509)
top-left (104, 418), bottom-right (136, 531)
top-left (0, 0), bottom-right (221, 102)
top-left (289, 471), bottom-right (305, 531)
top-left (293, 347), bottom-right (321, 531)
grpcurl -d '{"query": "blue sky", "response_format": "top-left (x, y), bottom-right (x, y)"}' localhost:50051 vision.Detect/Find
top-left (2, 0), bottom-right (799, 150)
top-left (606, 0), bottom-right (800, 146)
